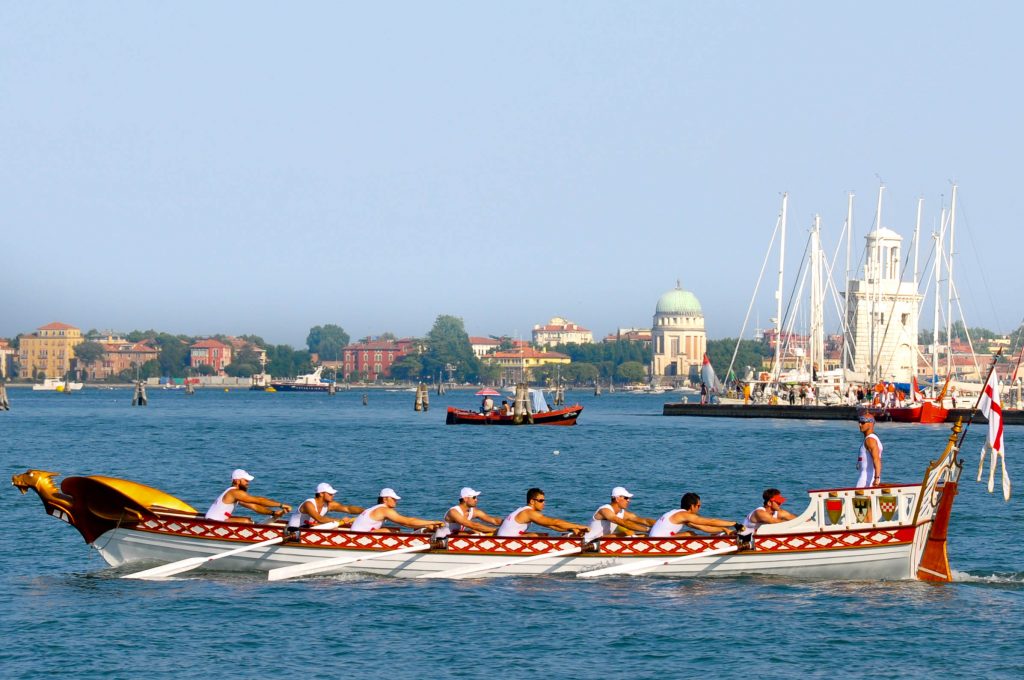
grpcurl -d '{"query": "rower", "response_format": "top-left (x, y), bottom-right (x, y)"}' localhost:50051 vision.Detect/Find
top-left (435, 487), bottom-right (502, 538)
top-left (349, 488), bottom-right (444, 533)
top-left (742, 489), bottom-right (797, 531)
top-left (287, 483), bottom-right (364, 531)
top-left (204, 469), bottom-right (292, 523)
top-left (648, 492), bottom-right (742, 538)
top-left (588, 486), bottom-right (655, 536)
top-left (496, 487), bottom-right (588, 537)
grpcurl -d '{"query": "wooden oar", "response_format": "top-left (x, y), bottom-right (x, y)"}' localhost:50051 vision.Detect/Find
top-left (122, 521), bottom-right (340, 580)
top-left (576, 544), bottom-right (738, 579)
top-left (419, 543), bottom-right (584, 580)
top-left (267, 541), bottom-right (431, 581)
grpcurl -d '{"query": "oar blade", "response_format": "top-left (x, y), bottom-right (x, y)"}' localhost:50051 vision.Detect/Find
top-left (122, 557), bottom-right (207, 580)
top-left (267, 542), bottom-right (429, 582)
top-left (420, 545), bottom-right (582, 580)
top-left (577, 545), bottom-right (738, 579)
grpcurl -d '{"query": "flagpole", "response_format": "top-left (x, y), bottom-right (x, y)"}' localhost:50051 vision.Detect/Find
top-left (955, 348), bottom-right (1002, 453)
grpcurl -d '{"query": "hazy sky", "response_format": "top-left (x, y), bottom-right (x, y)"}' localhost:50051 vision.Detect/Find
top-left (3, 2), bottom-right (1022, 347)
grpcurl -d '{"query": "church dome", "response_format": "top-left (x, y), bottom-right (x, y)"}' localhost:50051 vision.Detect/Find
top-left (655, 284), bottom-right (703, 316)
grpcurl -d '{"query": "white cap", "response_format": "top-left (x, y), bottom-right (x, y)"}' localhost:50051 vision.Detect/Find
top-left (232, 469), bottom-right (255, 481)
top-left (379, 487), bottom-right (401, 500)
top-left (317, 483), bottom-right (338, 495)
top-left (611, 486), bottom-right (634, 498)
top-left (460, 487), bottom-right (481, 499)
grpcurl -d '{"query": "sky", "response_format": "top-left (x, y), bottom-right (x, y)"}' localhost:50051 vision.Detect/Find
top-left (3, 2), bottom-right (1022, 347)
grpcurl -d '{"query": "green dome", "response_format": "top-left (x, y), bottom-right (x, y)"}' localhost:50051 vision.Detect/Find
top-left (655, 286), bottom-right (702, 315)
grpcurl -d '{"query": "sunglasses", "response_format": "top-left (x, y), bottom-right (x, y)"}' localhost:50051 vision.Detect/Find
top-left (535, 498), bottom-right (546, 503)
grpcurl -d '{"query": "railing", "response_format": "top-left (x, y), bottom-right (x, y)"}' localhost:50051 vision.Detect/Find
top-left (756, 483), bottom-right (922, 535)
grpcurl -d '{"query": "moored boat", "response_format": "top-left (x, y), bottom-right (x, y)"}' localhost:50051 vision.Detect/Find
top-left (12, 420), bottom-right (966, 581)
top-left (446, 403), bottom-right (583, 426)
top-left (269, 365), bottom-right (333, 392)
top-left (32, 377), bottom-right (83, 392)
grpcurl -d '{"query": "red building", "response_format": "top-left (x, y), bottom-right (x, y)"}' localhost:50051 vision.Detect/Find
top-left (190, 339), bottom-right (233, 375)
top-left (341, 338), bottom-right (415, 381)
top-left (83, 339), bottom-right (160, 381)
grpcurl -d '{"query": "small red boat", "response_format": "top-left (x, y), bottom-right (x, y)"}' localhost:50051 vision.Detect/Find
top-left (445, 404), bottom-right (583, 425)
top-left (886, 401), bottom-right (949, 424)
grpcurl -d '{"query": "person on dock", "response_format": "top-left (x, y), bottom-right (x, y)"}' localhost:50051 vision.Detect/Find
top-left (349, 488), bottom-right (444, 533)
top-left (856, 414), bottom-right (883, 488)
top-left (648, 492), bottom-right (742, 537)
top-left (742, 489), bottom-right (796, 531)
top-left (588, 486), bottom-right (656, 536)
top-left (287, 482), bottom-right (364, 530)
top-left (497, 487), bottom-right (588, 537)
top-left (204, 469), bottom-right (292, 523)
top-left (435, 487), bottom-right (503, 537)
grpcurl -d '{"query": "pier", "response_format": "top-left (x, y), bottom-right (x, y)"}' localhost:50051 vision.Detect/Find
top-left (662, 402), bottom-right (1024, 425)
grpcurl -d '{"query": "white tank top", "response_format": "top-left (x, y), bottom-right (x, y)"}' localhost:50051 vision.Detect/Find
top-left (497, 506), bottom-right (532, 536)
top-left (204, 487), bottom-right (236, 522)
top-left (350, 504), bottom-right (386, 532)
top-left (588, 504), bottom-right (624, 536)
top-left (649, 509), bottom-right (687, 538)
top-left (288, 498), bottom-right (329, 528)
top-left (858, 434), bottom-right (883, 471)
top-left (435, 504), bottom-right (475, 539)
top-left (743, 507), bottom-right (777, 531)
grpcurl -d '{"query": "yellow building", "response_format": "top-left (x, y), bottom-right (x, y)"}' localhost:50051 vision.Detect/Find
top-left (484, 348), bottom-right (571, 383)
top-left (18, 322), bottom-right (84, 379)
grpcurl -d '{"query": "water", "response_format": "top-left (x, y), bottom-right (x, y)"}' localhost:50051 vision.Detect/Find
top-left (2, 388), bottom-right (1022, 678)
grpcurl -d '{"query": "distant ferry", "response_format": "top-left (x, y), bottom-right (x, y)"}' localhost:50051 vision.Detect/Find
top-left (269, 366), bottom-right (333, 392)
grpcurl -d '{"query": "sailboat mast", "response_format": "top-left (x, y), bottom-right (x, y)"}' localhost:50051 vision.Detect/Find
top-left (869, 185), bottom-right (885, 383)
top-left (933, 207), bottom-right (946, 382)
top-left (913, 197), bottom-right (923, 290)
top-left (810, 214), bottom-right (824, 386)
top-left (773, 193), bottom-right (788, 381)
top-left (946, 184), bottom-right (958, 378)
top-left (843, 192), bottom-right (854, 372)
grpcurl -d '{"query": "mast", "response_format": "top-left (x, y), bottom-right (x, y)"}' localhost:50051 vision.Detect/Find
top-left (932, 207), bottom-right (946, 383)
top-left (772, 193), bottom-right (788, 381)
top-left (869, 185), bottom-right (885, 383)
top-left (843, 192), bottom-right (854, 372)
top-left (810, 214), bottom-right (824, 388)
top-left (913, 197), bottom-right (923, 290)
top-left (946, 184), bottom-right (958, 378)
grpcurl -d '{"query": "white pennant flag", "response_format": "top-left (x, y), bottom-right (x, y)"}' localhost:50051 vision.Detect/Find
top-left (977, 369), bottom-right (1011, 501)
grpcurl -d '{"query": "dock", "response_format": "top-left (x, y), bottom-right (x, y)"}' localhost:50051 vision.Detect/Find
top-left (662, 402), bottom-right (1024, 425)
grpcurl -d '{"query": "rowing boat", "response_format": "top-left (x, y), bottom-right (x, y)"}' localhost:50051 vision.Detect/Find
top-left (445, 404), bottom-right (583, 426)
top-left (11, 421), bottom-right (964, 581)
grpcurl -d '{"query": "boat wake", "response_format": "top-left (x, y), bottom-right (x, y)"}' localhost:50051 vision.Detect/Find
top-left (951, 569), bottom-right (1024, 586)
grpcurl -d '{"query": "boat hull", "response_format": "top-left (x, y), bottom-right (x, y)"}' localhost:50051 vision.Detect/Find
top-left (89, 512), bottom-right (920, 580)
top-left (268, 382), bottom-right (332, 392)
top-left (445, 405), bottom-right (583, 425)
top-left (886, 402), bottom-right (949, 424)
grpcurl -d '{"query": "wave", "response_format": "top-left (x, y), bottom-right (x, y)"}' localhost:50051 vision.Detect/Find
top-left (951, 569), bottom-right (1024, 585)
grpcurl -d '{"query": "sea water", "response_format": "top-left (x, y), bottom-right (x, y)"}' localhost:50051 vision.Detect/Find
top-left (2, 389), bottom-right (1022, 678)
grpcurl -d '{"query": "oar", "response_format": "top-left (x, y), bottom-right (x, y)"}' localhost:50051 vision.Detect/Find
top-left (122, 521), bottom-right (340, 580)
top-left (267, 541), bottom-right (431, 581)
top-left (419, 543), bottom-right (585, 580)
top-left (576, 544), bottom-right (738, 579)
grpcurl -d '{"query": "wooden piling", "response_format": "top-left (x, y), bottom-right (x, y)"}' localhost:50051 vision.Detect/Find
top-left (132, 381), bottom-right (148, 406)
top-left (415, 384), bottom-right (424, 411)
top-left (0, 381), bottom-right (9, 411)
top-left (362, 393), bottom-right (368, 406)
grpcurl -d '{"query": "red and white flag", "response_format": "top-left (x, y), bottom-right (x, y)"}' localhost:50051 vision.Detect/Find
top-left (977, 369), bottom-right (1011, 501)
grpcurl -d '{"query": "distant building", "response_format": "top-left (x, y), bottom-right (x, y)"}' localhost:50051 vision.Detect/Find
top-left (844, 228), bottom-right (922, 383)
top-left (604, 328), bottom-right (652, 346)
top-left (650, 284), bottom-right (706, 383)
top-left (469, 336), bottom-right (501, 358)
top-left (532, 317), bottom-right (593, 347)
top-left (18, 322), bottom-right (84, 379)
top-left (341, 338), bottom-right (415, 381)
top-left (0, 339), bottom-right (14, 379)
top-left (190, 339), bottom-right (233, 375)
top-left (483, 348), bottom-right (570, 383)
top-left (224, 336), bottom-right (267, 364)
top-left (83, 339), bottom-right (160, 381)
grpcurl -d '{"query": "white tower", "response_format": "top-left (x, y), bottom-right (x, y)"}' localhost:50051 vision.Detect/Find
top-left (845, 228), bottom-right (922, 383)
top-left (651, 282), bottom-right (707, 383)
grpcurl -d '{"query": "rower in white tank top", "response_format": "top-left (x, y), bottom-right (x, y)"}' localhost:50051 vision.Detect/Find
top-left (205, 488), bottom-right (236, 522)
top-left (648, 509), bottom-right (687, 537)
top-left (497, 506), bottom-right (532, 536)
top-left (742, 507), bottom-right (777, 532)
top-left (588, 504), bottom-right (624, 536)
top-left (288, 498), bottom-right (329, 529)
top-left (435, 504), bottom-right (475, 538)
top-left (350, 504), bottom-right (386, 532)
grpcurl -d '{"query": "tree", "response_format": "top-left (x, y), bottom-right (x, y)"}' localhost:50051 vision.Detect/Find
top-left (389, 355), bottom-right (423, 382)
top-left (616, 361), bottom-right (647, 384)
top-left (154, 334), bottom-right (189, 378)
top-left (140, 359), bottom-right (161, 379)
top-left (565, 362), bottom-right (599, 385)
top-left (195, 364), bottom-right (217, 376)
top-left (705, 338), bottom-right (771, 382)
top-left (420, 315), bottom-right (480, 381)
top-left (477, 362), bottom-right (503, 384)
top-left (225, 345), bottom-right (261, 377)
top-left (74, 341), bottom-right (106, 366)
top-left (307, 324), bottom-right (350, 361)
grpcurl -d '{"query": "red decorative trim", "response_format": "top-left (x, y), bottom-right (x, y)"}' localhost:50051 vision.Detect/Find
top-left (137, 517), bottom-right (281, 542)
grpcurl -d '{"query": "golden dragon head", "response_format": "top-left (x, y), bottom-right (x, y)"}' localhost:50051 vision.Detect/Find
top-left (12, 469), bottom-right (74, 514)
